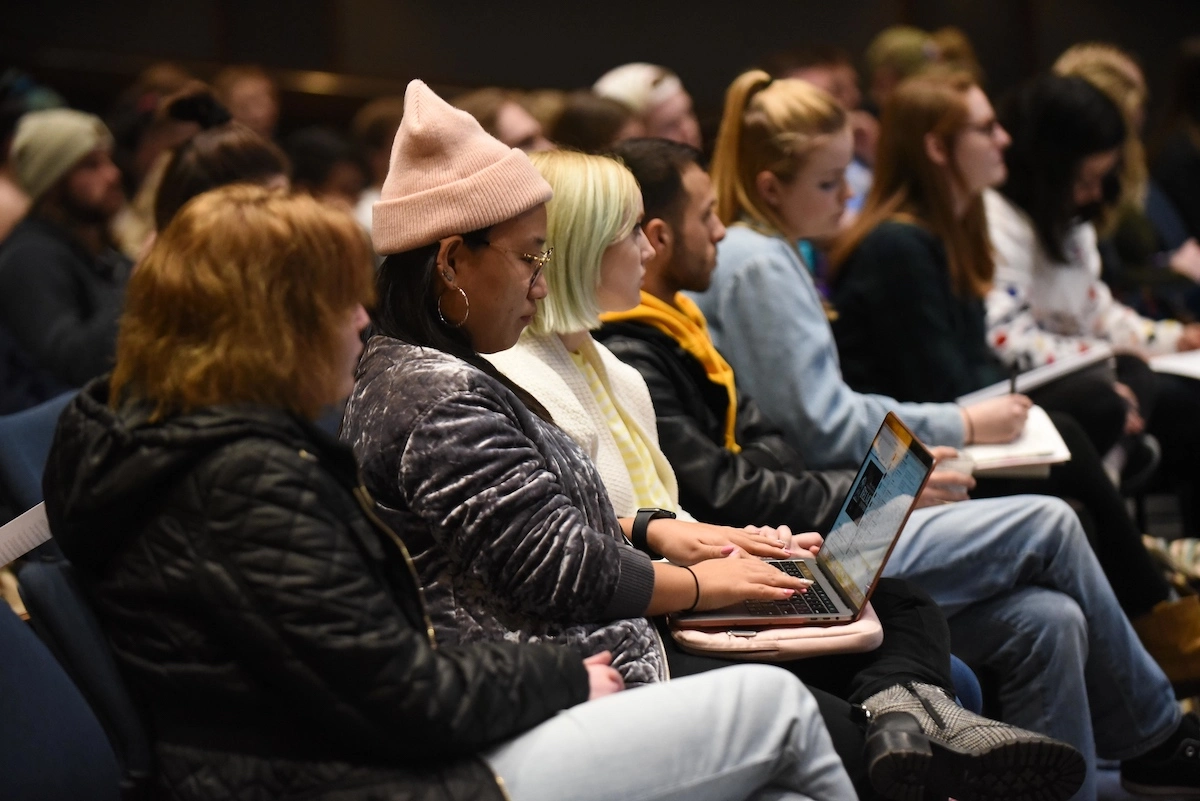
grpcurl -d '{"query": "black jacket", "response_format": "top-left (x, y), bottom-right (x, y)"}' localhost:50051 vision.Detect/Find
top-left (43, 378), bottom-right (588, 801)
top-left (595, 321), bottom-right (854, 534)
top-left (1154, 127), bottom-right (1200, 243)
top-left (831, 220), bottom-right (1007, 402)
top-left (0, 217), bottom-right (130, 391)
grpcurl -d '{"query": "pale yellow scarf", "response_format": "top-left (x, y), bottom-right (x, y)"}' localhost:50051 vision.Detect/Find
top-left (602, 291), bottom-right (741, 453)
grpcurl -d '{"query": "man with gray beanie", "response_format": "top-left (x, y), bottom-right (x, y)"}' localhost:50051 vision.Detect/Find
top-left (0, 108), bottom-right (130, 411)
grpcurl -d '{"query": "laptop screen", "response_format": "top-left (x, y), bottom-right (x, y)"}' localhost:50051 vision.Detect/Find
top-left (817, 414), bottom-right (933, 609)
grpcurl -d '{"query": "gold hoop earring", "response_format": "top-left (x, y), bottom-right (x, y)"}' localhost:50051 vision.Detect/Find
top-left (438, 286), bottom-right (470, 328)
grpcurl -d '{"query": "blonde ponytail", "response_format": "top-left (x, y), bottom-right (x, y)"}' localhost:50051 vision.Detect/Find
top-left (712, 70), bottom-right (774, 226)
top-left (711, 69), bottom-right (848, 233)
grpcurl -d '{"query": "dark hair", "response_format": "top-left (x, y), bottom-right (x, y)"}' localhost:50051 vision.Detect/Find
top-left (452, 88), bottom-right (512, 138)
top-left (552, 91), bottom-right (637, 153)
top-left (372, 235), bottom-right (554, 422)
top-left (1166, 36), bottom-right (1200, 131)
top-left (351, 95), bottom-right (405, 152)
top-left (160, 88), bottom-right (231, 129)
top-left (284, 126), bottom-right (360, 193)
top-left (154, 123), bottom-right (290, 231)
top-left (610, 138), bottom-right (703, 226)
top-left (997, 73), bottom-right (1126, 261)
top-left (105, 63), bottom-right (195, 194)
top-left (759, 45), bottom-right (853, 79)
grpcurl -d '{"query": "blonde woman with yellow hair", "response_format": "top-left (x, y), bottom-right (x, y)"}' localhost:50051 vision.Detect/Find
top-left (697, 69), bottom-right (1028, 466)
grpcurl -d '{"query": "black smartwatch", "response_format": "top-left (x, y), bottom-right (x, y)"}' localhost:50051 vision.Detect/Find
top-left (631, 507), bottom-right (676, 559)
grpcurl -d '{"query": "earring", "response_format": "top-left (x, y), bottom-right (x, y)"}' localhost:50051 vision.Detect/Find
top-left (437, 286), bottom-right (470, 328)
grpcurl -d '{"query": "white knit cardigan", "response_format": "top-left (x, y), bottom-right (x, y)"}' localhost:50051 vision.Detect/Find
top-left (487, 331), bottom-right (694, 521)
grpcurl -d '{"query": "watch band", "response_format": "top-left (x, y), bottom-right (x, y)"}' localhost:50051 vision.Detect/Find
top-left (632, 507), bottom-right (676, 559)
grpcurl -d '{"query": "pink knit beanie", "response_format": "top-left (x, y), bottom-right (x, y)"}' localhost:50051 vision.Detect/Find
top-left (373, 80), bottom-right (553, 254)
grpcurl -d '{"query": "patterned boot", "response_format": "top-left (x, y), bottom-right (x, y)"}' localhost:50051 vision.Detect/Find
top-left (862, 681), bottom-right (1085, 801)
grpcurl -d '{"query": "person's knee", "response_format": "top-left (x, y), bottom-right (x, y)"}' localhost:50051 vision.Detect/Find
top-left (720, 663), bottom-right (818, 717)
top-left (1024, 496), bottom-right (1089, 551)
top-left (1024, 591), bottom-right (1088, 660)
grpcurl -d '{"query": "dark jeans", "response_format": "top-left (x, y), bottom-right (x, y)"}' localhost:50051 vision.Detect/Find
top-left (659, 577), bottom-right (953, 801)
top-left (1029, 369), bottom-right (1127, 456)
top-left (1118, 355), bottom-right (1200, 534)
top-left (974, 411), bottom-right (1171, 618)
top-left (1030, 355), bottom-right (1200, 537)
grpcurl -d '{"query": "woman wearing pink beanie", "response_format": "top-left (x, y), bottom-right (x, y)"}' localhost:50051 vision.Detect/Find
top-left (340, 80), bottom-right (867, 800)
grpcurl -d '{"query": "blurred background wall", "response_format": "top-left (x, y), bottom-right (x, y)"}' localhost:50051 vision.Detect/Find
top-left (4, 0), bottom-right (1198, 135)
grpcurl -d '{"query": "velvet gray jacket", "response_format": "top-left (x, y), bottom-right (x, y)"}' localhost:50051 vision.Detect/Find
top-left (342, 336), bottom-right (665, 685)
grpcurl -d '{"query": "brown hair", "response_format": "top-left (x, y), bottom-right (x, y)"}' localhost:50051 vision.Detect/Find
top-left (350, 95), bottom-right (406, 152)
top-left (212, 65), bottom-right (277, 104)
top-left (832, 70), bottom-right (993, 298)
top-left (552, 91), bottom-right (638, 153)
top-left (932, 27), bottom-right (985, 85)
top-left (452, 87), bottom-right (514, 138)
top-left (154, 123), bottom-right (289, 231)
top-left (710, 70), bottom-right (847, 232)
top-left (112, 185), bottom-right (375, 421)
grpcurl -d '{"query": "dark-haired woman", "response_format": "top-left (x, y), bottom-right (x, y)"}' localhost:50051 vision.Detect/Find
top-left (985, 73), bottom-right (1200, 540)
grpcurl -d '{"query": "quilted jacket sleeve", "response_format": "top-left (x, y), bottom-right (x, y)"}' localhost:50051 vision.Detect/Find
top-left (397, 387), bottom-right (655, 623)
top-left (189, 440), bottom-right (589, 761)
top-left (606, 335), bottom-right (854, 534)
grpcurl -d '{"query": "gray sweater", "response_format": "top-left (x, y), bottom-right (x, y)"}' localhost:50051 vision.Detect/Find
top-left (342, 336), bottom-right (665, 685)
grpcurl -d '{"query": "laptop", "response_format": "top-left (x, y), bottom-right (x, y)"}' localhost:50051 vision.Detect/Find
top-left (673, 412), bottom-right (934, 628)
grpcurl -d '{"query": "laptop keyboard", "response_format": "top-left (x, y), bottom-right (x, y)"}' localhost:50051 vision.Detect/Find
top-left (743, 561), bottom-right (840, 616)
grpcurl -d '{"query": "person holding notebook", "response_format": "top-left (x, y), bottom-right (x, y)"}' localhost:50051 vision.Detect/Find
top-left (343, 91), bottom-right (1084, 801)
top-left (681, 71), bottom-right (1200, 799)
top-left (826, 69), bottom-right (1200, 682)
top-left (985, 73), bottom-right (1200, 538)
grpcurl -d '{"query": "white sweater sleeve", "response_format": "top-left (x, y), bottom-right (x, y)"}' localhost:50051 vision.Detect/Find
top-left (1075, 223), bottom-right (1183, 355)
top-left (985, 191), bottom-right (1114, 368)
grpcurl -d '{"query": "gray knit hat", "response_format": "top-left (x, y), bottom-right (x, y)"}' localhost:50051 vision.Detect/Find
top-left (11, 109), bottom-right (114, 201)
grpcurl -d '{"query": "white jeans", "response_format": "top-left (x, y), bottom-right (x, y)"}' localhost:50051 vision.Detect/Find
top-left (484, 664), bottom-right (856, 801)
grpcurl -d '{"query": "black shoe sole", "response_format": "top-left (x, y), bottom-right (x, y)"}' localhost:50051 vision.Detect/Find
top-left (865, 715), bottom-right (1086, 801)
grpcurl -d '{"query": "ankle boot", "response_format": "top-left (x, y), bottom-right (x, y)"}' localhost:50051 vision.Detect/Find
top-left (1133, 595), bottom-right (1200, 698)
top-left (861, 682), bottom-right (1084, 801)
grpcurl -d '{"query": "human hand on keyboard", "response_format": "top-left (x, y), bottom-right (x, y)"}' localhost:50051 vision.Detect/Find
top-left (646, 519), bottom-right (793, 566)
top-left (688, 548), bottom-right (813, 610)
top-left (742, 525), bottom-right (823, 558)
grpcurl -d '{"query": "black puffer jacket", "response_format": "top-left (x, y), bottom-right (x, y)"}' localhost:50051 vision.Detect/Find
top-left (42, 378), bottom-right (588, 801)
top-left (596, 321), bottom-right (855, 534)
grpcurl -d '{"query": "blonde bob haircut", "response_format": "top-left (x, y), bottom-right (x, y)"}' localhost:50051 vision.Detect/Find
top-left (526, 149), bottom-right (642, 336)
top-left (111, 185), bottom-right (376, 421)
top-left (711, 70), bottom-right (848, 232)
